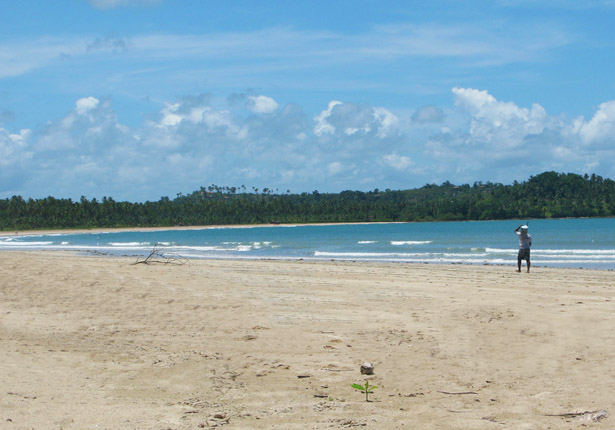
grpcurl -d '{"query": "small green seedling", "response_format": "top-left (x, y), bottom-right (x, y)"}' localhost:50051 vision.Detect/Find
top-left (351, 380), bottom-right (377, 402)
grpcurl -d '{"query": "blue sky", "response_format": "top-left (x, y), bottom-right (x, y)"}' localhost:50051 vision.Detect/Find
top-left (1, 0), bottom-right (615, 201)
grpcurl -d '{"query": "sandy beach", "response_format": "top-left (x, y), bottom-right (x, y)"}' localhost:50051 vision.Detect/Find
top-left (1, 225), bottom-right (282, 237)
top-left (1, 222), bottom-right (406, 238)
top-left (1, 252), bottom-right (614, 429)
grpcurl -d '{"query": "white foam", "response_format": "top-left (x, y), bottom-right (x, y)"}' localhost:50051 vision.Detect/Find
top-left (0, 241), bottom-right (54, 247)
top-left (486, 247), bottom-right (615, 255)
top-left (167, 245), bottom-right (226, 251)
top-left (315, 251), bottom-right (434, 258)
top-left (536, 255), bottom-right (615, 261)
top-left (168, 244), bottom-right (261, 253)
top-left (313, 252), bottom-right (510, 264)
top-left (391, 241), bottom-right (432, 246)
top-left (441, 252), bottom-right (488, 257)
top-left (358, 241), bottom-right (377, 244)
top-left (536, 249), bottom-right (615, 255)
top-left (485, 248), bottom-right (516, 253)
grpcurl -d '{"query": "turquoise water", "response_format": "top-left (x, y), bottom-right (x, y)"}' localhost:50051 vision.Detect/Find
top-left (2, 218), bottom-right (615, 269)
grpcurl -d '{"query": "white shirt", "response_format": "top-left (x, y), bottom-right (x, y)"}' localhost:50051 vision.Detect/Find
top-left (516, 231), bottom-right (532, 249)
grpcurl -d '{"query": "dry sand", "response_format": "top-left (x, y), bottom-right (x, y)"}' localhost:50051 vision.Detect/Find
top-left (1, 251), bottom-right (614, 429)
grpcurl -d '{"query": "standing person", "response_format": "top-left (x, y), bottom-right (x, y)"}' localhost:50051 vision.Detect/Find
top-left (514, 224), bottom-right (532, 273)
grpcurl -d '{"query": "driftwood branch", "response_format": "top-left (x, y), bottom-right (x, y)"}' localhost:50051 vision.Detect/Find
top-left (545, 410), bottom-right (608, 422)
top-left (133, 244), bottom-right (186, 265)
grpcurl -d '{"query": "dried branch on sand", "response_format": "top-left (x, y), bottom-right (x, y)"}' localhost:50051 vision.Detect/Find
top-left (545, 410), bottom-right (608, 422)
top-left (133, 244), bottom-right (186, 265)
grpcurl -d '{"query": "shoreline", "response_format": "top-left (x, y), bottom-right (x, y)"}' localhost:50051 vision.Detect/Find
top-left (0, 221), bottom-right (408, 237)
top-left (3, 248), bottom-right (611, 271)
top-left (2, 222), bottom-right (615, 271)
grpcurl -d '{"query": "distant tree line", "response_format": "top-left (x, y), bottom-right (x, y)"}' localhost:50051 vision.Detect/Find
top-left (1, 171), bottom-right (614, 231)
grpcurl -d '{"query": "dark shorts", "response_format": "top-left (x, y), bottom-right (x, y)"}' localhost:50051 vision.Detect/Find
top-left (518, 249), bottom-right (530, 261)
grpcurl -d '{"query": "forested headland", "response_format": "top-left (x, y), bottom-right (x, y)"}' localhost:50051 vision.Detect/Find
top-left (2, 171), bottom-right (615, 231)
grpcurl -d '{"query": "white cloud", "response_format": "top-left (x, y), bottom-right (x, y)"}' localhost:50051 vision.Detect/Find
top-left (158, 103), bottom-right (183, 127)
top-left (327, 161), bottom-right (344, 175)
top-left (451, 87), bottom-right (551, 148)
top-left (34, 97), bottom-right (131, 156)
top-left (153, 98), bottom-right (249, 145)
top-left (4, 89), bottom-right (615, 201)
top-left (75, 97), bottom-right (100, 115)
top-left (207, 110), bottom-right (247, 138)
top-left (415, 87), bottom-right (615, 186)
top-left (382, 153), bottom-right (414, 170)
top-left (247, 95), bottom-right (279, 114)
top-left (373, 107), bottom-right (399, 138)
top-left (9, 129), bottom-right (31, 146)
top-left (314, 101), bottom-right (342, 136)
top-left (0, 127), bottom-right (31, 167)
top-left (314, 101), bottom-right (399, 141)
top-left (573, 101), bottom-right (615, 145)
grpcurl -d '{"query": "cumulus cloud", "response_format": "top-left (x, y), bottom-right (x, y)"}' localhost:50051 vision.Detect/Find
top-left (422, 87), bottom-right (555, 180)
top-left (75, 96), bottom-right (100, 115)
top-left (151, 95), bottom-right (249, 148)
top-left (136, 95), bottom-right (315, 195)
top-left (19, 96), bottom-right (138, 197)
top-left (418, 87), bottom-right (615, 185)
top-left (0, 127), bottom-right (31, 167)
top-left (0, 127), bottom-right (32, 195)
top-left (313, 101), bottom-right (343, 136)
top-left (4, 88), bottom-right (615, 200)
top-left (5, 94), bottom-right (404, 198)
top-left (373, 107), bottom-right (399, 138)
top-left (451, 86), bottom-right (551, 148)
top-left (313, 101), bottom-right (399, 140)
top-left (247, 95), bottom-right (279, 114)
top-left (382, 153), bottom-right (414, 170)
top-left (327, 161), bottom-right (345, 175)
top-left (572, 101), bottom-right (615, 145)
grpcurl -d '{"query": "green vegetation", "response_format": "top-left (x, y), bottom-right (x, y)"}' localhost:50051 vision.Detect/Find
top-left (1, 172), bottom-right (615, 231)
top-left (351, 380), bottom-right (377, 402)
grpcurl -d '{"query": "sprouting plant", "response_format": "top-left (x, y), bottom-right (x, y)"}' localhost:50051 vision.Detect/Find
top-left (351, 380), bottom-right (377, 402)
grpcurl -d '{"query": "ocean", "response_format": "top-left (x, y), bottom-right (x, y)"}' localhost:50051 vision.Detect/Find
top-left (2, 218), bottom-right (615, 270)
